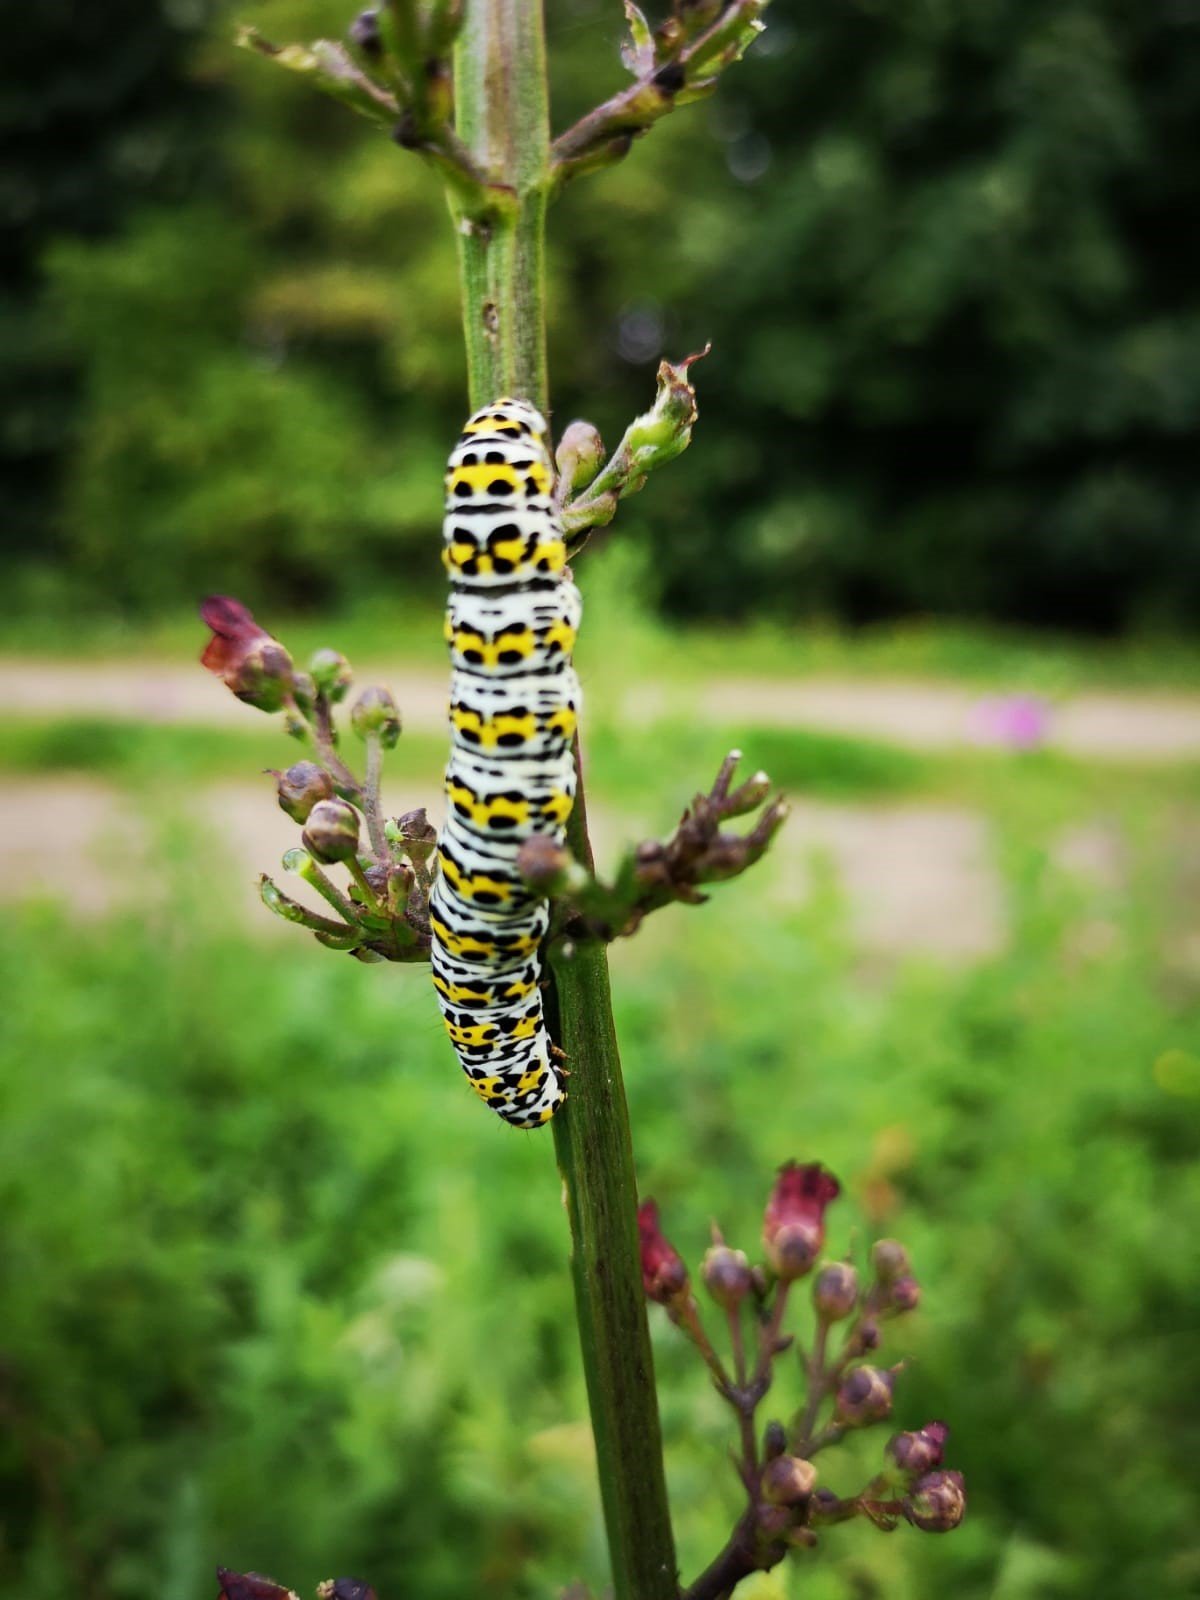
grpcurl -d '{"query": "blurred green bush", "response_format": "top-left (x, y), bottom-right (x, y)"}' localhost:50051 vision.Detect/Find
top-left (5, 0), bottom-right (1200, 630)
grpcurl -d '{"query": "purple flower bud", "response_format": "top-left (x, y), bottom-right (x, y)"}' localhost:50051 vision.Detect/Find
top-left (276, 761), bottom-right (334, 824)
top-left (889, 1274), bottom-right (921, 1313)
top-left (763, 1162), bottom-right (840, 1282)
top-left (347, 8), bottom-right (382, 57)
top-left (761, 1454), bottom-right (817, 1506)
top-left (886, 1421), bottom-right (949, 1477)
top-left (812, 1261), bottom-right (858, 1322)
top-left (351, 686), bottom-right (401, 747)
top-left (763, 1419), bottom-right (787, 1460)
top-left (302, 798), bottom-right (362, 865)
top-left (310, 648), bottom-right (353, 703)
top-left (318, 1583), bottom-right (378, 1600)
top-left (638, 1200), bottom-right (690, 1307)
top-left (903, 1469), bottom-right (966, 1533)
top-left (200, 597), bottom-right (294, 713)
top-left (871, 1239), bottom-right (910, 1284)
top-left (835, 1365), bottom-right (895, 1426)
top-left (701, 1241), bottom-right (753, 1310)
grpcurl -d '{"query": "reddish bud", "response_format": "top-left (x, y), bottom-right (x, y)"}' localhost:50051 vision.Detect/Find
top-left (903, 1469), bottom-right (966, 1533)
top-left (812, 1261), bottom-right (858, 1322)
top-left (701, 1241), bottom-right (752, 1310)
top-left (835, 1364), bottom-right (895, 1426)
top-left (763, 1162), bottom-right (840, 1282)
top-left (216, 1571), bottom-right (297, 1600)
top-left (638, 1200), bottom-right (689, 1305)
top-left (886, 1421), bottom-right (949, 1477)
top-left (761, 1454), bottom-right (817, 1506)
top-left (276, 761), bottom-right (334, 824)
top-left (200, 597), bottom-right (293, 712)
top-left (888, 1274), bottom-right (921, 1313)
top-left (871, 1239), bottom-right (910, 1284)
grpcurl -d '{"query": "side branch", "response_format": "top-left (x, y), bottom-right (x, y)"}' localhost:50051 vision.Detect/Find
top-left (550, 0), bottom-right (769, 192)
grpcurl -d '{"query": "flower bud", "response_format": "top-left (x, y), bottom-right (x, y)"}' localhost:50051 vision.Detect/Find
top-left (555, 420), bottom-right (606, 494)
top-left (276, 761), bottom-right (334, 824)
top-left (761, 1454), bottom-right (817, 1506)
top-left (763, 1420), bottom-right (787, 1460)
top-left (217, 1571), bottom-right (298, 1600)
top-left (886, 1421), bottom-right (949, 1477)
top-left (888, 1274), bottom-right (921, 1314)
top-left (701, 1240), bottom-right (753, 1311)
top-left (763, 1162), bottom-right (840, 1282)
top-left (317, 1582), bottom-right (378, 1600)
top-left (812, 1261), bottom-right (858, 1322)
top-left (835, 1365), bottom-right (895, 1427)
top-left (638, 1199), bottom-right (690, 1306)
top-left (302, 799), bottom-right (362, 864)
top-left (903, 1469), bottom-right (966, 1533)
top-left (351, 686), bottom-right (401, 748)
top-left (310, 648), bottom-right (353, 703)
top-left (347, 8), bottom-right (383, 57)
top-left (871, 1239), bottom-right (910, 1284)
top-left (200, 596), bottom-right (294, 713)
top-left (517, 834), bottom-right (573, 894)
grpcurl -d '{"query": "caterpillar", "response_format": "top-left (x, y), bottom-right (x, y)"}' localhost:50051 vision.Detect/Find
top-left (429, 397), bottom-right (580, 1128)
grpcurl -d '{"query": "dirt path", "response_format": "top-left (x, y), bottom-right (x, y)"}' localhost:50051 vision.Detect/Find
top-left (5, 658), bottom-right (1200, 760)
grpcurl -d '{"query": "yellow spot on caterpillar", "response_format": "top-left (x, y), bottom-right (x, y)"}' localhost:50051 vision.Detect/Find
top-left (447, 779), bottom-right (531, 831)
top-left (541, 790), bottom-right (574, 826)
top-left (451, 627), bottom-right (536, 670)
top-left (542, 618), bottom-right (577, 654)
top-left (445, 1018), bottom-right (498, 1049)
top-left (517, 1066), bottom-right (546, 1093)
top-left (468, 1074), bottom-right (504, 1100)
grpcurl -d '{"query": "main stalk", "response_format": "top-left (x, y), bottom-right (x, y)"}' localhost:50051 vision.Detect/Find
top-left (452, 8), bottom-right (678, 1599)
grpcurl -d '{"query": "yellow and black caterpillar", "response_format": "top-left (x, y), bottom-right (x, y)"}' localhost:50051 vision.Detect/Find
top-left (430, 398), bottom-right (579, 1128)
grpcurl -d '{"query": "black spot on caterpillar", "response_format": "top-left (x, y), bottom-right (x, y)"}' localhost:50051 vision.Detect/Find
top-left (429, 398), bottom-right (579, 1128)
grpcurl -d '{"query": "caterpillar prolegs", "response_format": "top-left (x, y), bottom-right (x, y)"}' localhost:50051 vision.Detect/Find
top-left (430, 398), bottom-right (580, 1128)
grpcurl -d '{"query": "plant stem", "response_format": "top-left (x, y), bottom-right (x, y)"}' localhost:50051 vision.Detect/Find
top-left (452, 8), bottom-right (677, 1599)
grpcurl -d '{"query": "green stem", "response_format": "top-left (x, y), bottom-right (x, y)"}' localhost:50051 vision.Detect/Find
top-left (452, 8), bottom-right (677, 1598)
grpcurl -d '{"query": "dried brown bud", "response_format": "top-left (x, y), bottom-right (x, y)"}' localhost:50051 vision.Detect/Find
top-left (812, 1261), bottom-right (859, 1322)
top-left (835, 1364), bottom-right (895, 1426)
top-left (276, 761), bottom-right (334, 824)
top-left (761, 1454), bottom-right (817, 1506)
top-left (638, 1199), bottom-right (690, 1306)
top-left (701, 1241), bottom-right (753, 1310)
top-left (763, 1162), bottom-right (840, 1282)
top-left (200, 597), bottom-right (293, 713)
top-left (302, 798), bottom-right (362, 864)
top-left (903, 1469), bottom-right (966, 1533)
top-left (351, 686), bottom-right (402, 747)
top-left (886, 1421), bottom-right (949, 1477)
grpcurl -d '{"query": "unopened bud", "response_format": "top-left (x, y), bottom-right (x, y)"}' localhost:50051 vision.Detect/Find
top-left (638, 1199), bottom-right (690, 1306)
top-left (886, 1421), bottom-right (949, 1477)
top-left (835, 1365), bottom-right (895, 1426)
top-left (555, 420), bottom-right (606, 494)
top-left (200, 596), bottom-right (294, 713)
top-left (276, 761), bottom-right (334, 823)
top-left (766, 1221), bottom-right (821, 1282)
top-left (871, 1239), bottom-right (910, 1284)
top-left (701, 1241), bottom-right (753, 1311)
top-left (903, 1469), bottom-right (966, 1533)
top-left (812, 1262), bottom-right (859, 1322)
top-left (763, 1162), bottom-right (839, 1283)
top-left (310, 648), bottom-right (353, 703)
top-left (724, 771), bottom-right (773, 818)
top-left (347, 8), bottom-right (382, 57)
top-left (761, 1454), bottom-right (817, 1507)
top-left (763, 1420), bottom-right (787, 1460)
top-left (518, 834), bottom-right (573, 894)
top-left (888, 1274), bottom-right (921, 1313)
top-left (317, 1582), bottom-right (378, 1600)
top-left (302, 799), bottom-right (362, 864)
top-left (351, 686), bottom-right (401, 747)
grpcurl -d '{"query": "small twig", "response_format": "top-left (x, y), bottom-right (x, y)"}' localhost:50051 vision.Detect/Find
top-left (792, 1318), bottom-right (831, 1455)
top-left (681, 1510), bottom-right (776, 1600)
top-left (360, 733), bottom-right (391, 863)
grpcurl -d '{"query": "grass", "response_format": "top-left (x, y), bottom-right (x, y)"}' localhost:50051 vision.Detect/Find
top-left (2, 611), bottom-right (1199, 1600)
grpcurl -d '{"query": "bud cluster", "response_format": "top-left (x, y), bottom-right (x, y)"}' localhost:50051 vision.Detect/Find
top-left (199, 596), bottom-right (433, 964)
top-left (639, 1163), bottom-right (964, 1590)
top-left (218, 1570), bottom-right (378, 1600)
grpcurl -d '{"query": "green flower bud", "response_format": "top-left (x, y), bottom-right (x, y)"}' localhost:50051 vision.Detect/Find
top-left (302, 798), bottom-right (362, 864)
top-left (310, 648), bottom-right (353, 703)
top-left (555, 420), bottom-right (606, 494)
top-left (351, 686), bottom-right (402, 747)
top-left (276, 761), bottom-right (334, 823)
top-left (871, 1239), bottom-right (910, 1284)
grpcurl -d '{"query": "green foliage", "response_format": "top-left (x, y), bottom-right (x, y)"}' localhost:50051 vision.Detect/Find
top-left (1, 686), bottom-right (1198, 1598)
top-left (8, 0), bottom-right (1200, 631)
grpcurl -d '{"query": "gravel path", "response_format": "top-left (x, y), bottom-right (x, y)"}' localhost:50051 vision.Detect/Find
top-left (5, 658), bottom-right (1200, 760)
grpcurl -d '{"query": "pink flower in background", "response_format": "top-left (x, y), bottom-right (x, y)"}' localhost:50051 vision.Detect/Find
top-left (969, 694), bottom-right (1051, 752)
